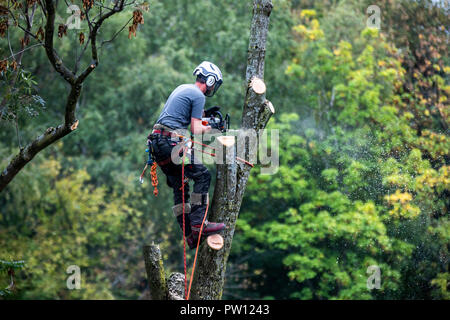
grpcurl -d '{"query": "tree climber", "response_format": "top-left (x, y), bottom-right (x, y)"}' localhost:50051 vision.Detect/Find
top-left (148, 61), bottom-right (226, 249)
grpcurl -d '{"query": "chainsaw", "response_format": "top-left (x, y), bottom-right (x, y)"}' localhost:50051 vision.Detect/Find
top-left (201, 106), bottom-right (230, 133)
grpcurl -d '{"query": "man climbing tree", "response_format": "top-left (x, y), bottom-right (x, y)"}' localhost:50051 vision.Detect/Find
top-left (143, 0), bottom-right (274, 300)
top-left (148, 61), bottom-right (226, 248)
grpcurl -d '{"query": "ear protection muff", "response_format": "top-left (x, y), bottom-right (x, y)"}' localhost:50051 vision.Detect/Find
top-left (206, 75), bottom-right (216, 87)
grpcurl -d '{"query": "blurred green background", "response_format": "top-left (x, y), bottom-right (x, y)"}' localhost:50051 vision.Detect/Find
top-left (0, 0), bottom-right (448, 299)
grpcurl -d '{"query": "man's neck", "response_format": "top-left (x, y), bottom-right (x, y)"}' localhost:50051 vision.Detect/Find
top-left (195, 81), bottom-right (207, 94)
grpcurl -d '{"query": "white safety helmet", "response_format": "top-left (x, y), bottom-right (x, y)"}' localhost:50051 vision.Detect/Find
top-left (193, 61), bottom-right (223, 97)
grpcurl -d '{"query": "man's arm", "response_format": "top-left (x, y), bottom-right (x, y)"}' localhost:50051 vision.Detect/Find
top-left (191, 117), bottom-right (211, 135)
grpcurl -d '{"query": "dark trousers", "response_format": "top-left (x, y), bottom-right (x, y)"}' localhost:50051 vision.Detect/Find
top-left (150, 135), bottom-right (211, 226)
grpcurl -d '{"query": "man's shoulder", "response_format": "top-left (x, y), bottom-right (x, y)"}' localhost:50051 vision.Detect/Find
top-left (175, 84), bottom-right (204, 99)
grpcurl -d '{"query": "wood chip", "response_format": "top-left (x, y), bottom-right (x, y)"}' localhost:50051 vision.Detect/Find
top-left (267, 101), bottom-right (275, 113)
top-left (70, 120), bottom-right (79, 131)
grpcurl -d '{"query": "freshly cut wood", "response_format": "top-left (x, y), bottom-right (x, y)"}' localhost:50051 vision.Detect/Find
top-left (191, 0), bottom-right (273, 300)
top-left (207, 234), bottom-right (224, 250)
top-left (0, 0), bottom-right (127, 192)
top-left (266, 100), bottom-right (275, 113)
top-left (216, 136), bottom-right (235, 147)
top-left (70, 120), bottom-right (79, 131)
top-left (250, 77), bottom-right (266, 94)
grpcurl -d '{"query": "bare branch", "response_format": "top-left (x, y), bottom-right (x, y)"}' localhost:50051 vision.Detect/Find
top-left (7, 6), bottom-right (14, 60)
top-left (85, 7), bottom-right (93, 33)
top-left (0, 0), bottom-right (129, 192)
top-left (76, 0), bottom-right (125, 84)
top-left (0, 83), bottom-right (82, 192)
top-left (0, 1), bottom-right (41, 112)
top-left (100, 16), bottom-right (133, 49)
top-left (43, 0), bottom-right (76, 84)
top-left (2, 43), bottom-right (44, 61)
top-left (7, 8), bottom-right (39, 41)
top-left (38, 0), bottom-right (47, 18)
top-left (93, 2), bottom-right (115, 11)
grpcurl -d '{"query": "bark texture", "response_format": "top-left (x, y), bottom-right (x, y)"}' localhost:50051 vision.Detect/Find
top-left (143, 244), bottom-right (185, 300)
top-left (143, 244), bottom-right (168, 300)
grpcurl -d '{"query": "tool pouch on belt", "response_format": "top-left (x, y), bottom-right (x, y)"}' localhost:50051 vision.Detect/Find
top-left (148, 133), bottom-right (181, 167)
top-left (150, 137), bottom-right (174, 164)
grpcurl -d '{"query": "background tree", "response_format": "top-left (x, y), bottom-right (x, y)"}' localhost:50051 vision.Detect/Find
top-left (0, 0), bottom-right (147, 191)
top-left (232, 3), bottom-right (448, 299)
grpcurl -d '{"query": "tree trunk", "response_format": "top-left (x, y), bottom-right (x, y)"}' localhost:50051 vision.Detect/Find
top-left (143, 244), bottom-right (185, 300)
top-left (189, 0), bottom-right (274, 300)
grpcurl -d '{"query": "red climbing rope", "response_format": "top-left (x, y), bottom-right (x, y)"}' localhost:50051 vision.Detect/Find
top-left (141, 137), bottom-right (223, 300)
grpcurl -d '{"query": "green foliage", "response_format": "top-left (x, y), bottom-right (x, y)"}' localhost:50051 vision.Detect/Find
top-left (0, 154), bottom-right (162, 299)
top-left (0, 68), bottom-right (45, 122)
top-left (233, 6), bottom-right (448, 300)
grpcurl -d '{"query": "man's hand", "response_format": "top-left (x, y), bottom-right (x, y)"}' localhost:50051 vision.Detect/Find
top-left (191, 117), bottom-right (211, 134)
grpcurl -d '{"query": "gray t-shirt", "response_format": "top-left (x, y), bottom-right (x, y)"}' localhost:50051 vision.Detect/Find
top-left (156, 84), bottom-right (205, 129)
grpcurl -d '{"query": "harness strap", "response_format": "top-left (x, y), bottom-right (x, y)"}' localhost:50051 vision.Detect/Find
top-left (152, 129), bottom-right (177, 138)
top-left (156, 157), bottom-right (172, 166)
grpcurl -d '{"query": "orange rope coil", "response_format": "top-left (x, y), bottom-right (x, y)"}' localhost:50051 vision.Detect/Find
top-left (150, 162), bottom-right (159, 196)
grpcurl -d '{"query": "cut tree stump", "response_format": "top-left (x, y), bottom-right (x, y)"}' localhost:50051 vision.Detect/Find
top-left (207, 234), bottom-right (224, 250)
top-left (250, 77), bottom-right (266, 94)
